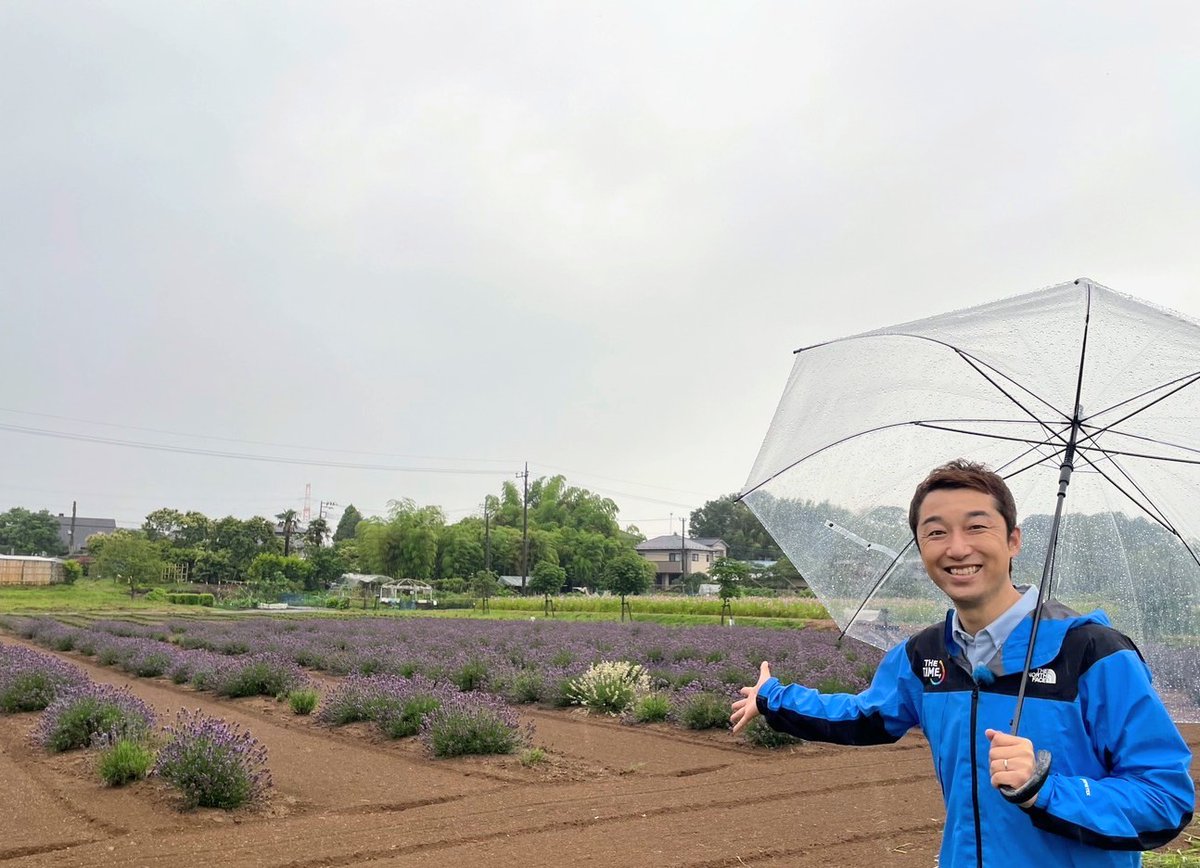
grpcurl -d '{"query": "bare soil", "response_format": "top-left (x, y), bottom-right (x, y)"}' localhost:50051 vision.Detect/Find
top-left (2, 636), bottom-right (1197, 867)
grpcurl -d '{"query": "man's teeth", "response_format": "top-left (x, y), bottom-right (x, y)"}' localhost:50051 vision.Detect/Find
top-left (948, 566), bottom-right (981, 576)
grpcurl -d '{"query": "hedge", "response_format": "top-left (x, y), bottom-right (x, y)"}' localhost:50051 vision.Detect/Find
top-left (165, 593), bottom-right (215, 607)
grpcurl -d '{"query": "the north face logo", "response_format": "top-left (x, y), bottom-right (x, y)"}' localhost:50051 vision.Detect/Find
top-left (922, 659), bottom-right (946, 686)
top-left (1029, 668), bottom-right (1057, 685)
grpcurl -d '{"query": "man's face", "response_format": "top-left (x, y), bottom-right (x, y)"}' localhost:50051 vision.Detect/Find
top-left (915, 487), bottom-right (1021, 610)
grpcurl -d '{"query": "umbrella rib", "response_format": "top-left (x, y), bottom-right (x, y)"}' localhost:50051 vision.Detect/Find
top-left (1075, 445), bottom-right (1200, 466)
top-left (951, 350), bottom-right (1069, 446)
top-left (1072, 446), bottom-right (1178, 535)
top-left (913, 421), bottom-right (1071, 450)
top-left (742, 418), bottom-right (1056, 500)
top-left (1078, 426), bottom-right (1200, 460)
top-left (741, 421), bottom-right (927, 498)
top-left (795, 332), bottom-right (1070, 423)
top-left (1073, 449), bottom-right (1200, 577)
top-left (1081, 371), bottom-right (1200, 439)
top-left (839, 538), bottom-right (918, 641)
top-left (998, 447), bottom-right (1069, 483)
top-left (1083, 370), bottom-right (1200, 424)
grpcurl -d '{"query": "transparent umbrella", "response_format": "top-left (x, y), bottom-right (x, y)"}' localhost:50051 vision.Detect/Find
top-left (741, 278), bottom-right (1200, 726)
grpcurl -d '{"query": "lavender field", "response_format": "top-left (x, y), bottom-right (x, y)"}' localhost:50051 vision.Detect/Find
top-left (0, 614), bottom-right (884, 730)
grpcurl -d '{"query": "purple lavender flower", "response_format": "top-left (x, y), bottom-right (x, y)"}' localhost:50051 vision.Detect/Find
top-left (155, 709), bottom-right (271, 809)
top-left (0, 645), bottom-right (89, 713)
top-left (32, 682), bottom-right (155, 752)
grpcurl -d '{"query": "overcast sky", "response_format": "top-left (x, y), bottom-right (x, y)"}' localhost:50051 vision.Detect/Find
top-left (1, 1), bottom-right (1197, 537)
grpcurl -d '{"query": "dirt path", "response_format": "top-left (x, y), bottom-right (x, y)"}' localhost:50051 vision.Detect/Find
top-left (1, 636), bottom-right (1195, 866)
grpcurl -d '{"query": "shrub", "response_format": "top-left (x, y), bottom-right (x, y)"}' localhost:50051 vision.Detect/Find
top-left (507, 670), bottom-right (544, 704)
top-left (520, 747), bottom-right (546, 766)
top-left (420, 692), bottom-right (530, 758)
top-left (62, 560), bottom-right (83, 585)
top-left (155, 709), bottom-right (271, 809)
top-left (144, 588), bottom-right (168, 602)
top-left (678, 692), bottom-right (730, 731)
top-left (568, 661), bottom-right (650, 715)
top-left (95, 734), bottom-right (155, 786)
top-left (96, 644), bottom-right (125, 667)
top-left (453, 659), bottom-right (489, 692)
top-left (164, 593), bottom-right (215, 607)
top-left (379, 694), bottom-right (442, 739)
top-left (744, 718), bottom-right (804, 749)
top-left (212, 654), bottom-right (306, 699)
top-left (317, 675), bottom-right (397, 725)
top-left (33, 684), bottom-right (156, 753)
top-left (630, 692), bottom-right (672, 723)
top-left (318, 674), bottom-right (451, 739)
top-left (0, 647), bottom-right (87, 713)
top-left (288, 688), bottom-right (319, 715)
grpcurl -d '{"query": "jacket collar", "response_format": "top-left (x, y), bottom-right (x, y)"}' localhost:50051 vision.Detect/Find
top-left (942, 600), bottom-right (1108, 676)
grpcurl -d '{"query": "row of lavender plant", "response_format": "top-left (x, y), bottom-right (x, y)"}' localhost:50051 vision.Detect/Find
top-left (5, 614), bottom-right (881, 701)
top-left (0, 642), bottom-right (270, 808)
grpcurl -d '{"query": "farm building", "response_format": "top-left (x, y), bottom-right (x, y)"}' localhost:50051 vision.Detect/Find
top-left (379, 578), bottom-right (435, 608)
top-left (0, 554), bottom-right (67, 585)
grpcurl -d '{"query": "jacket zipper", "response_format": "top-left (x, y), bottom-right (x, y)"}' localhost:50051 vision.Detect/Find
top-left (971, 682), bottom-right (982, 868)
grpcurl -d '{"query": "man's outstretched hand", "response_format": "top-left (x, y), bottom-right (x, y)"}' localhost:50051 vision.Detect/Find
top-left (730, 661), bottom-right (773, 735)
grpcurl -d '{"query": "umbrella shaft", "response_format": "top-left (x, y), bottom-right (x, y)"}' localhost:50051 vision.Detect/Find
top-left (1011, 409), bottom-right (1083, 735)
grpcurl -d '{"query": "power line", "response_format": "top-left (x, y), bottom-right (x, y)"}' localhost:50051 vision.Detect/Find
top-left (0, 423), bottom-right (515, 476)
top-left (0, 407), bottom-right (519, 465)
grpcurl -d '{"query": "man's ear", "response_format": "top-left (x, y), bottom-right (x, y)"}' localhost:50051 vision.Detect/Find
top-left (1008, 526), bottom-right (1022, 557)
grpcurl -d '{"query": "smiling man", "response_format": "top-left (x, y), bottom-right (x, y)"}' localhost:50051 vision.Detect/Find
top-left (731, 459), bottom-right (1194, 867)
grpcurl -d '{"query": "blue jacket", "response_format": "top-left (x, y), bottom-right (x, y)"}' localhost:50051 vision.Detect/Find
top-left (756, 602), bottom-right (1194, 867)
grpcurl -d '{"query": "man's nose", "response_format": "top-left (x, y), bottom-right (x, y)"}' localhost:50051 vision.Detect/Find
top-left (946, 530), bottom-right (972, 557)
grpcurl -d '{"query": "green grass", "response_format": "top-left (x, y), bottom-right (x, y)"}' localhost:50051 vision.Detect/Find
top-left (0, 580), bottom-right (175, 613)
top-left (0, 585), bottom-right (828, 632)
top-left (485, 594), bottom-right (827, 620)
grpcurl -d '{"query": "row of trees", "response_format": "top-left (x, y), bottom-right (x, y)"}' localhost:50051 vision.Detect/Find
top-left (352, 477), bottom-right (646, 594)
top-left (3, 479), bottom-right (800, 602)
top-left (0, 507), bottom-right (66, 556)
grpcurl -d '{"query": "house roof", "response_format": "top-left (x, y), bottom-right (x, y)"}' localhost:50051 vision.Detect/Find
top-left (339, 572), bottom-right (389, 586)
top-left (635, 535), bottom-right (727, 553)
top-left (53, 516), bottom-right (117, 550)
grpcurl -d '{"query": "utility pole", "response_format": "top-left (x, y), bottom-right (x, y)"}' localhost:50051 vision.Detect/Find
top-left (680, 517), bottom-right (688, 590)
top-left (482, 498), bottom-right (492, 574)
top-left (68, 500), bottom-right (78, 555)
top-left (517, 462), bottom-right (530, 592)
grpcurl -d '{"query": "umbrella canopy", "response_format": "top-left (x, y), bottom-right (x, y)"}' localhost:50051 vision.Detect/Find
top-left (741, 279), bottom-right (1200, 720)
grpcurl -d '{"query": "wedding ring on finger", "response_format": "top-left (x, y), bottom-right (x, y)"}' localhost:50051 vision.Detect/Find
top-left (1003, 759), bottom-right (1009, 771)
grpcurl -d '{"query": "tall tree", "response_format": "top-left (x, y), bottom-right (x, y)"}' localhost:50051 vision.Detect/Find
top-left (689, 494), bottom-right (781, 560)
top-left (276, 509), bottom-right (300, 556)
top-left (333, 504), bottom-right (363, 543)
top-left (142, 508), bottom-right (185, 542)
top-left (304, 517), bottom-right (330, 552)
top-left (94, 530), bottom-right (165, 586)
top-left (0, 507), bottom-right (65, 556)
top-left (530, 560), bottom-right (567, 614)
top-left (603, 550), bottom-right (654, 621)
top-left (208, 515), bottom-right (282, 576)
top-left (356, 499), bottom-right (444, 580)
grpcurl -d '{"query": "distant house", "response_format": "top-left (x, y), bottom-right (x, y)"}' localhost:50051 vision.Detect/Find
top-left (53, 515), bottom-right (117, 555)
top-left (0, 554), bottom-right (66, 586)
top-left (635, 535), bottom-right (729, 591)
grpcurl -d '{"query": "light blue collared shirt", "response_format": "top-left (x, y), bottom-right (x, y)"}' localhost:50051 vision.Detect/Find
top-left (952, 584), bottom-right (1039, 671)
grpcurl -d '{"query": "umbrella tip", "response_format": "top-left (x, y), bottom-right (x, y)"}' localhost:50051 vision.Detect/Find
top-left (1073, 276), bottom-right (1092, 286)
